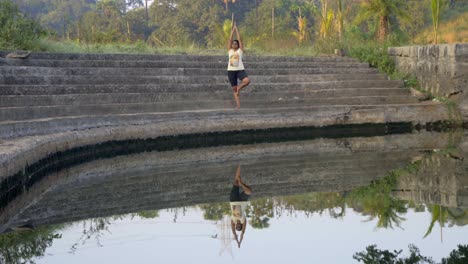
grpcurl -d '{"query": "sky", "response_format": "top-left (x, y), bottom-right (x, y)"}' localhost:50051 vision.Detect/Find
top-left (36, 206), bottom-right (468, 264)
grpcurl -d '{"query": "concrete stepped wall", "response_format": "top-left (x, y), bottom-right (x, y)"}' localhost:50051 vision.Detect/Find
top-left (389, 43), bottom-right (468, 120)
top-left (0, 52), bottom-right (451, 187)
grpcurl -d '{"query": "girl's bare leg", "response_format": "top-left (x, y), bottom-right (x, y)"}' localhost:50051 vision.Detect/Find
top-left (232, 86), bottom-right (240, 109)
top-left (236, 77), bottom-right (250, 95)
top-left (236, 165), bottom-right (252, 195)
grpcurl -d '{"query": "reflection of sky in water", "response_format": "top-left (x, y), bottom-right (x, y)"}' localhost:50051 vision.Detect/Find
top-left (36, 207), bottom-right (468, 264)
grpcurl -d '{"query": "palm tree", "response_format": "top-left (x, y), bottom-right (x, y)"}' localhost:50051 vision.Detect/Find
top-left (318, 0), bottom-right (334, 39)
top-left (431, 0), bottom-right (442, 44)
top-left (355, 0), bottom-right (409, 41)
top-left (336, 0), bottom-right (344, 38)
top-left (292, 8), bottom-right (308, 44)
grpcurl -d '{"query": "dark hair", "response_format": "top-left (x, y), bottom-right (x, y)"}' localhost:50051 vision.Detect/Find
top-left (232, 40), bottom-right (239, 46)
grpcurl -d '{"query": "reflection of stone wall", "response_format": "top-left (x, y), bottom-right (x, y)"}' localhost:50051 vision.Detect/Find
top-left (389, 44), bottom-right (468, 97)
top-left (0, 132), bottom-right (453, 233)
top-left (393, 151), bottom-right (468, 208)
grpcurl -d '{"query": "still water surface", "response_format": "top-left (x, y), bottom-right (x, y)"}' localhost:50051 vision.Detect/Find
top-left (1, 131), bottom-right (468, 263)
top-left (35, 204), bottom-right (467, 264)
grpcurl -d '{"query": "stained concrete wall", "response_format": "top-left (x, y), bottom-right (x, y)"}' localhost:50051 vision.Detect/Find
top-left (389, 44), bottom-right (468, 117)
top-left (0, 132), bottom-right (453, 232)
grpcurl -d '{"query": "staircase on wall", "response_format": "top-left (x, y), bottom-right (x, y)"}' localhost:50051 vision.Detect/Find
top-left (0, 52), bottom-right (450, 181)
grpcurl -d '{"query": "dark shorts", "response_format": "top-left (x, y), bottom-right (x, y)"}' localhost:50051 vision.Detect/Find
top-left (229, 185), bottom-right (251, 202)
top-left (227, 70), bottom-right (248, 87)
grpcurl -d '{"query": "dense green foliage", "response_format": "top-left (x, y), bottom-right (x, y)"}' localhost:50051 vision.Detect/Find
top-left (0, 0), bottom-right (46, 49)
top-left (1, 0), bottom-right (464, 76)
top-left (353, 244), bottom-right (435, 264)
top-left (2, 0), bottom-right (466, 53)
top-left (354, 244), bottom-right (468, 264)
top-left (0, 226), bottom-right (62, 264)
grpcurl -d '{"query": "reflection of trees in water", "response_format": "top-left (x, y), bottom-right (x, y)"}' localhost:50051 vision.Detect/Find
top-left (277, 192), bottom-right (347, 218)
top-left (199, 159), bottom-right (468, 231)
top-left (167, 207), bottom-right (187, 223)
top-left (346, 173), bottom-right (408, 229)
top-left (200, 203), bottom-right (230, 221)
top-left (135, 210), bottom-right (160, 219)
top-left (0, 208), bottom-right (164, 263)
top-left (424, 205), bottom-right (468, 239)
top-left (199, 183), bottom-right (410, 230)
top-left (0, 225), bottom-right (62, 264)
top-left (247, 199), bottom-right (273, 229)
top-left (69, 217), bottom-right (120, 254)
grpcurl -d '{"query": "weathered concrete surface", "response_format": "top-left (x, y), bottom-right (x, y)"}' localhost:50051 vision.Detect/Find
top-left (393, 131), bottom-right (468, 208)
top-left (389, 44), bottom-right (468, 96)
top-left (0, 132), bottom-right (455, 233)
top-left (0, 104), bottom-right (450, 182)
top-left (389, 43), bottom-right (468, 118)
top-left (0, 52), bottom-right (452, 184)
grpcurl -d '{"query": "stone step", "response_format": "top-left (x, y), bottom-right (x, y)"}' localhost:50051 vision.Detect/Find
top-left (39, 157), bottom-right (401, 194)
top-left (0, 59), bottom-right (368, 69)
top-left (0, 66), bottom-right (377, 76)
top-left (27, 166), bottom-right (392, 205)
top-left (0, 74), bottom-right (394, 85)
top-left (0, 51), bottom-right (360, 62)
top-left (33, 172), bottom-right (393, 212)
top-left (0, 89), bottom-right (412, 107)
top-left (45, 156), bottom-right (407, 196)
top-left (0, 97), bottom-right (421, 122)
top-left (0, 103), bottom-right (445, 139)
top-left (0, 80), bottom-right (400, 95)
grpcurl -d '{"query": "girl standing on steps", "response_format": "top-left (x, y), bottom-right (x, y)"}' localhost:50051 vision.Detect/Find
top-left (227, 23), bottom-right (250, 109)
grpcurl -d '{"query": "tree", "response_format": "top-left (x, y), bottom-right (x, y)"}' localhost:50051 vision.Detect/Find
top-left (148, 0), bottom-right (226, 47)
top-left (354, 0), bottom-right (409, 41)
top-left (353, 244), bottom-right (435, 264)
top-left (335, 0), bottom-right (344, 38)
top-left (0, 0), bottom-right (46, 49)
top-left (40, 0), bottom-right (92, 39)
top-left (431, 0), bottom-right (444, 44)
top-left (318, 0), bottom-right (334, 39)
top-left (291, 7), bottom-right (308, 44)
top-left (441, 245), bottom-right (468, 264)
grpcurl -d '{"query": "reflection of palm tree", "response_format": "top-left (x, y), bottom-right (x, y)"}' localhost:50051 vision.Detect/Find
top-left (424, 205), bottom-right (467, 240)
top-left (372, 200), bottom-right (407, 229)
top-left (349, 195), bottom-right (407, 229)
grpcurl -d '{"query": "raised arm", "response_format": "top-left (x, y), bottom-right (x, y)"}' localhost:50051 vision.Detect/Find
top-left (234, 26), bottom-right (243, 51)
top-left (227, 26), bottom-right (235, 51)
top-left (239, 218), bottom-right (247, 247)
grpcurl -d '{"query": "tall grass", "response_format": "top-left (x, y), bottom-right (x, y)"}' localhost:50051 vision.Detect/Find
top-left (34, 39), bottom-right (226, 55)
top-left (32, 38), bottom-right (322, 57)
